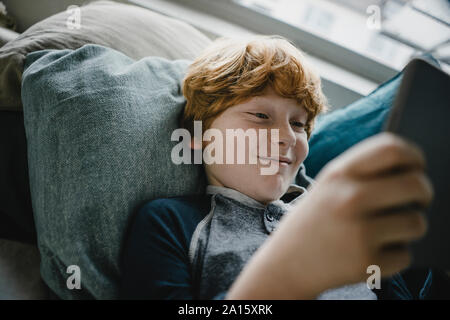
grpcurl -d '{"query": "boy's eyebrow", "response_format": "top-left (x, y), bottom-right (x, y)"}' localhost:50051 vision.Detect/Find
top-left (244, 98), bottom-right (278, 109)
top-left (247, 98), bottom-right (308, 119)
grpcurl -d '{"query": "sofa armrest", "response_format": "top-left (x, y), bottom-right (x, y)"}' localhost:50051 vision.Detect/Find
top-left (0, 238), bottom-right (49, 299)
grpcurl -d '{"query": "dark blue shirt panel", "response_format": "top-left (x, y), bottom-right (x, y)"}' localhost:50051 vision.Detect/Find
top-left (120, 194), bottom-right (212, 300)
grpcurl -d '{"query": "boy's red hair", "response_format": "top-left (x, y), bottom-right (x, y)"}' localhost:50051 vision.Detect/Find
top-left (181, 35), bottom-right (328, 138)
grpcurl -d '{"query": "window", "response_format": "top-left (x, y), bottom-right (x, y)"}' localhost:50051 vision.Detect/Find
top-left (236, 0), bottom-right (450, 74)
top-left (131, 0), bottom-right (449, 91)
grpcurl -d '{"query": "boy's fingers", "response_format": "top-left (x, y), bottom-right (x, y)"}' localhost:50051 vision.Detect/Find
top-left (366, 211), bottom-right (428, 247)
top-left (354, 170), bottom-right (434, 213)
top-left (374, 244), bottom-right (412, 277)
top-left (333, 132), bottom-right (426, 179)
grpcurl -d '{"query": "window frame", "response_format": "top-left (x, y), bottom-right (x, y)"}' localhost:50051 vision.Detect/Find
top-left (166, 0), bottom-right (403, 83)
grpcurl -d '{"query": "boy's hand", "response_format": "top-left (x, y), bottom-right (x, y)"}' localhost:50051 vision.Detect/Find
top-left (227, 132), bottom-right (433, 299)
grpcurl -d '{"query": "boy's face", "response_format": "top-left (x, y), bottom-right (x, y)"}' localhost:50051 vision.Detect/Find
top-left (197, 86), bottom-right (309, 205)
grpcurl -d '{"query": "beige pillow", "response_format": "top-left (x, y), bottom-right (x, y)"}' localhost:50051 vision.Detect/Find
top-left (0, 0), bottom-right (211, 111)
top-left (0, 27), bottom-right (19, 47)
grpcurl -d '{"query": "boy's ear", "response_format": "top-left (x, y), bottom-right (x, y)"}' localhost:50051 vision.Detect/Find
top-left (190, 137), bottom-right (203, 150)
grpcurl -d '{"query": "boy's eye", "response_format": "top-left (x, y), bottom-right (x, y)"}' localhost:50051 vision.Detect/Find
top-left (292, 121), bottom-right (305, 128)
top-left (253, 112), bottom-right (269, 119)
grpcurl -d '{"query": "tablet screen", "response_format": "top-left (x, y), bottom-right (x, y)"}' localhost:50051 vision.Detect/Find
top-left (384, 58), bottom-right (450, 270)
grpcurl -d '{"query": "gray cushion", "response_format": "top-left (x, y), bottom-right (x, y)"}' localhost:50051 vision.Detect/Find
top-left (22, 44), bottom-right (207, 299)
top-left (0, 1), bottom-right (211, 296)
top-left (0, 0), bottom-right (211, 111)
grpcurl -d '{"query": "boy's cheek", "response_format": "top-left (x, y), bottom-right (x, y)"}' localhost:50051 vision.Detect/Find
top-left (302, 142), bottom-right (310, 162)
top-left (295, 139), bottom-right (309, 164)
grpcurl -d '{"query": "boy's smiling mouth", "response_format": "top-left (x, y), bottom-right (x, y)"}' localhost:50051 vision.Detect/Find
top-left (258, 155), bottom-right (292, 166)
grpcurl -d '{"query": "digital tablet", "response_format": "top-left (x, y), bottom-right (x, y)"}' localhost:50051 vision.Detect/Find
top-left (383, 58), bottom-right (450, 270)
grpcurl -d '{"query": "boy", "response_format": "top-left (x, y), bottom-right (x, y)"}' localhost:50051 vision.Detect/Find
top-left (120, 36), bottom-right (440, 299)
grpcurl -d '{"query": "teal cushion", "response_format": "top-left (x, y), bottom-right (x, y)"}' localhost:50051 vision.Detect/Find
top-left (304, 73), bottom-right (402, 178)
top-left (304, 55), bottom-right (440, 179)
top-left (21, 44), bottom-right (206, 299)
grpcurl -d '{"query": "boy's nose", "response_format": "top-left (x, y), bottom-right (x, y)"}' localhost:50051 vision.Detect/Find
top-left (276, 124), bottom-right (296, 148)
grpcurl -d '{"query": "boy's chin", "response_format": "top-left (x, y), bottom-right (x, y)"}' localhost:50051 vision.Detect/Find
top-left (256, 176), bottom-right (292, 202)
